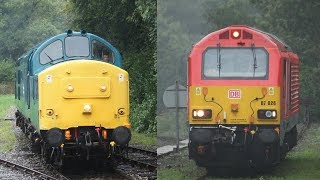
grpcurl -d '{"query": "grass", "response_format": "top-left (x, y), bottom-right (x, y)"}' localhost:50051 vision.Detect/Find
top-left (130, 131), bottom-right (156, 146)
top-left (158, 149), bottom-right (206, 179)
top-left (158, 123), bottom-right (320, 179)
top-left (0, 94), bottom-right (16, 152)
top-left (157, 149), bottom-right (206, 180)
top-left (269, 123), bottom-right (320, 179)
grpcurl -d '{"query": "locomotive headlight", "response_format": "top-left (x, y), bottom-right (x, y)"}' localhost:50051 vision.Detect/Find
top-left (233, 31), bottom-right (240, 38)
top-left (257, 109), bottom-right (277, 119)
top-left (83, 104), bottom-right (92, 113)
top-left (231, 29), bottom-right (241, 39)
top-left (265, 111), bottom-right (272, 118)
top-left (100, 85), bottom-right (106, 92)
top-left (197, 110), bottom-right (205, 117)
top-left (192, 109), bottom-right (212, 119)
top-left (67, 84), bottom-right (74, 92)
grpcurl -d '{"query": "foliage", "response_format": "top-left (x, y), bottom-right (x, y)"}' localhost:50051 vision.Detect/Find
top-left (0, 0), bottom-right (68, 60)
top-left (68, 0), bottom-right (156, 133)
top-left (157, 0), bottom-right (208, 112)
top-left (124, 50), bottom-right (156, 133)
top-left (67, 0), bottom-right (151, 54)
top-left (0, 59), bottom-right (15, 84)
top-left (300, 66), bottom-right (320, 119)
top-left (0, 0), bottom-right (67, 90)
top-left (203, 0), bottom-right (259, 30)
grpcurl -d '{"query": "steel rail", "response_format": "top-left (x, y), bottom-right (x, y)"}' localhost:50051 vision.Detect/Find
top-left (0, 157), bottom-right (60, 179)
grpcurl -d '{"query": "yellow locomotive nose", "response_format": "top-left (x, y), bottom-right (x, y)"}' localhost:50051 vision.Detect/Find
top-left (38, 60), bottom-right (129, 130)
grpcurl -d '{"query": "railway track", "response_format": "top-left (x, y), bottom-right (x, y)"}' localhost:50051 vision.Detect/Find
top-left (114, 146), bottom-right (157, 179)
top-left (0, 157), bottom-right (69, 180)
top-left (4, 120), bottom-right (156, 179)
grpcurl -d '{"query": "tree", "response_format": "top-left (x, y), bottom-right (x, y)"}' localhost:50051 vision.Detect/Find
top-left (157, 0), bottom-right (211, 112)
top-left (0, 0), bottom-right (68, 60)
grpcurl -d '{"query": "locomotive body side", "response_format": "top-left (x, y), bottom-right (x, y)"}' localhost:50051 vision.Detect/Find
top-left (188, 25), bottom-right (300, 169)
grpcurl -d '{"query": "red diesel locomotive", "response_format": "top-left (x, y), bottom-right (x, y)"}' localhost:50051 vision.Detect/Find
top-left (188, 25), bottom-right (300, 169)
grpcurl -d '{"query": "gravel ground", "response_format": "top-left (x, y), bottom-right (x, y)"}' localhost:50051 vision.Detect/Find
top-left (0, 165), bottom-right (34, 180)
top-left (0, 118), bottom-right (60, 179)
top-left (0, 106), bottom-right (51, 179)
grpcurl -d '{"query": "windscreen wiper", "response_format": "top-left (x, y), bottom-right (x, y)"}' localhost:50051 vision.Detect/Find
top-left (217, 43), bottom-right (221, 77)
top-left (44, 52), bottom-right (53, 64)
top-left (251, 43), bottom-right (258, 77)
top-left (45, 53), bottom-right (65, 65)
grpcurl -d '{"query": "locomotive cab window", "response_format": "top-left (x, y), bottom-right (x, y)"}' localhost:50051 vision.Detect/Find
top-left (65, 36), bottom-right (89, 57)
top-left (40, 40), bottom-right (63, 64)
top-left (92, 40), bottom-right (114, 64)
top-left (203, 48), bottom-right (268, 79)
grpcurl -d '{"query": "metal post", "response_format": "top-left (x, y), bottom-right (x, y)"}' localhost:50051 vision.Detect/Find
top-left (175, 80), bottom-right (180, 151)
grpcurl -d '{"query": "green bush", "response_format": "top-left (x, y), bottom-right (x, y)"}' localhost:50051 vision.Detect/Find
top-left (124, 50), bottom-right (156, 133)
top-left (0, 59), bottom-right (15, 84)
top-left (300, 65), bottom-right (320, 121)
top-left (130, 95), bottom-right (156, 133)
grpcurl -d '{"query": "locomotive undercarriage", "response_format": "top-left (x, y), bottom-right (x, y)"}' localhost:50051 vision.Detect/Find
top-left (189, 124), bottom-right (296, 170)
top-left (15, 111), bottom-right (130, 168)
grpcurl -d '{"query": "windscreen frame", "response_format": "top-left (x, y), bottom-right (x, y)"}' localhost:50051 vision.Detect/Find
top-left (201, 47), bottom-right (269, 80)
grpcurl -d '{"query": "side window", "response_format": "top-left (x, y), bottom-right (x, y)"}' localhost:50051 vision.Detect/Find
top-left (40, 40), bottom-right (63, 64)
top-left (92, 40), bottom-right (114, 63)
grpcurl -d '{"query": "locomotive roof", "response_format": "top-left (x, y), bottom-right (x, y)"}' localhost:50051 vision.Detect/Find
top-left (16, 30), bottom-right (123, 74)
top-left (248, 26), bottom-right (292, 51)
top-left (196, 25), bottom-right (292, 52)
